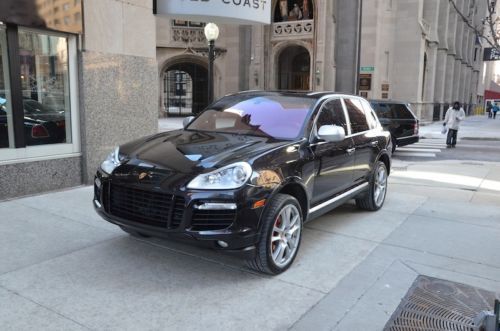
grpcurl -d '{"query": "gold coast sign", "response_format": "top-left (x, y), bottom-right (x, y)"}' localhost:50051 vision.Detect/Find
top-left (154, 0), bottom-right (270, 24)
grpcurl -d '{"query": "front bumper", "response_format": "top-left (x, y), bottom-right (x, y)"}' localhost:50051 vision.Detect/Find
top-left (93, 171), bottom-right (270, 257)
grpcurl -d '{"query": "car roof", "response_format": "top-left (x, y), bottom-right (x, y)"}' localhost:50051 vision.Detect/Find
top-left (228, 90), bottom-right (363, 100)
top-left (369, 99), bottom-right (410, 105)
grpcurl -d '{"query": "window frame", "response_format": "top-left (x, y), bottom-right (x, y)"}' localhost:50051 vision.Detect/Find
top-left (342, 97), bottom-right (371, 135)
top-left (309, 96), bottom-right (352, 142)
top-left (0, 25), bottom-right (80, 164)
top-left (360, 98), bottom-right (380, 130)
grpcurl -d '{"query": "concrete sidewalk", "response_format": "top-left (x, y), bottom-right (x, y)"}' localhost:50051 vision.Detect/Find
top-left (1, 160), bottom-right (499, 330)
top-left (0, 114), bottom-right (499, 330)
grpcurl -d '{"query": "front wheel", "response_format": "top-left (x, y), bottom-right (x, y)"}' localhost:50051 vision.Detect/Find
top-left (356, 161), bottom-right (388, 211)
top-left (247, 194), bottom-right (303, 275)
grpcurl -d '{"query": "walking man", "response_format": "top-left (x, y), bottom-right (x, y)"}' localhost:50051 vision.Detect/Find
top-left (443, 101), bottom-right (466, 148)
top-left (493, 102), bottom-right (499, 119)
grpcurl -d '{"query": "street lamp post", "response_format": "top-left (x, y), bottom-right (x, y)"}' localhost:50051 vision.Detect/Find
top-left (204, 22), bottom-right (219, 104)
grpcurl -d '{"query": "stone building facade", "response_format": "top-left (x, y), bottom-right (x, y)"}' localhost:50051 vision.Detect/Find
top-left (0, 0), bottom-right (157, 200)
top-left (157, 0), bottom-right (339, 118)
top-left (360, 0), bottom-right (487, 121)
top-left (158, 0), bottom-right (489, 122)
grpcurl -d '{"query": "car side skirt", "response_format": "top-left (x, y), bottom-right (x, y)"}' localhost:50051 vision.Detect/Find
top-left (307, 182), bottom-right (369, 221)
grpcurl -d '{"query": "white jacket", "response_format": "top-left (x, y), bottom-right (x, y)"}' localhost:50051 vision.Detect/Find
top-left (444, 107), bottom-right (465, 130)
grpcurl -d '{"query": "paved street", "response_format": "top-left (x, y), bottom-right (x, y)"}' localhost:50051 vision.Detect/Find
top-left (398, 114), bottom-right (500, 162)
top-left (0, 115), bottom-right (499, 330)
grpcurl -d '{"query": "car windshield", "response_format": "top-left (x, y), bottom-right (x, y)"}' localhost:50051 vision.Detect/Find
top-left (187, 95), bottom-right (314, 140)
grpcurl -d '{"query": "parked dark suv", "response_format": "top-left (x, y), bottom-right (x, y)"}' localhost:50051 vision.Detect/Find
top-left (94, 91), bottom-right (391, 274)
top-left (370, 100), bottom-right (419, 152)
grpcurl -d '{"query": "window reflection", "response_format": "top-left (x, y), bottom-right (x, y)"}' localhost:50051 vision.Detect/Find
top-left (188, 96), bottom-right (314, 140)
top-left (0, 27), bottom-right (13, 149)
top-left (18, 29), bottom-right (71, 146)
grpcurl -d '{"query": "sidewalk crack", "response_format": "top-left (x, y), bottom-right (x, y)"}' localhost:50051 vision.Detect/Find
top-left (0, 285), bottom-right (95, 331)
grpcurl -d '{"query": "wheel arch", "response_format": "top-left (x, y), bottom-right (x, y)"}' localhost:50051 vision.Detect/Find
top-left (275, 181), bottom-right (309, 221)
top-left (377, 152), bottom-right (391, 175)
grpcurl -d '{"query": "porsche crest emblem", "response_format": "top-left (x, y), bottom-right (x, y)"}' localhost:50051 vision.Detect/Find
top-left (138, 172), bottom-right (149, 180)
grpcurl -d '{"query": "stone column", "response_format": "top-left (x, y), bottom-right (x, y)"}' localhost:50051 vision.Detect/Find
top-left (81, 0), bottom-right (157, 183)
top-left (434, 50), bottom-right (448, 119)
top-left (423, 43), bottom-right (438, 121)
top-left (444, 55), bottom-right (455, 107)
top-left (335, 0), bottom-right (362, 93)
top-left (444, 0), bottom-right (458, 108)
top-left (452, 59), bottom-right (462, 102)
top-left (434, 0), bottom-right (450, 119)
top-left (422, 0), bottom-right (440, 121)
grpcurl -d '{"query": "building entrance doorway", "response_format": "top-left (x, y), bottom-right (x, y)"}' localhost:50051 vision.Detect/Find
top-left (278, 46), bottom-right (310, 90)
top-left (163, 62), bottom-right (208, 115)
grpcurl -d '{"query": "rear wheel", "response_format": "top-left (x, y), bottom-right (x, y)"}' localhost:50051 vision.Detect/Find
top-left (356, 161), bottom-right (388, 211)
top-left (247, 194), bottom-right (303, 275)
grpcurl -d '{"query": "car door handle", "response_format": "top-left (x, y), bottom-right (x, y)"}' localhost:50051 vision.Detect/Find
top-left (371, 141), bottom-right (379, 147)
top-left (346, 148), bottom-right (356, 155)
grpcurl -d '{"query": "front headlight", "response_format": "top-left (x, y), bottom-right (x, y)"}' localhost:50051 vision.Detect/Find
top-left (187, 162), bottom-right (252, 190)
top-left (100, 147), bottom-right (122, 174)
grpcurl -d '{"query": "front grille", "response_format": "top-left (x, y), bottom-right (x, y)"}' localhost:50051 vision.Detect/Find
top-left (94, 183), bottom-right (100, 201)
top-left (102, 182), bottom-right (109, 212)
top-left (109, 184), bottom-right (184, 229)
top-left (190, 209), bottom-right (236, 231)
top-left (172, 196), bottom-right (185, 227)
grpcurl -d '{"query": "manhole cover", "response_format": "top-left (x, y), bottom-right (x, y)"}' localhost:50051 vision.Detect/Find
top-left (384, 276), bottom-right (500, 330)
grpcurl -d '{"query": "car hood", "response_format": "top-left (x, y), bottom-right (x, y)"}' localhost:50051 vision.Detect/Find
top-left (119, 129), bottom-right (295, 174)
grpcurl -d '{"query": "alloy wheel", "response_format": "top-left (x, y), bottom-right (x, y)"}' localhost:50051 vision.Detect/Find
top-left (373, 164), bottom-right (387, 207)
top-left (270, 204), bottom-right (301, 268)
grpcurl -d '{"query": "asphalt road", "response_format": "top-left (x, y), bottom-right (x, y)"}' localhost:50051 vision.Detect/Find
top-left (392, 138), bottom-right (500, 162)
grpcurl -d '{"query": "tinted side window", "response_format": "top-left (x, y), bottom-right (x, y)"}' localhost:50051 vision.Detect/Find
top-left (316, 99), bottom-right (348, 133)
top-left (361, 99), bottom-right (379, 129)
top-left (344, 98), bottom-right (369, 134)
top-left (390, 104), bottom-right (414, 119)
top-left (371, 103), bottom-right (393, 119)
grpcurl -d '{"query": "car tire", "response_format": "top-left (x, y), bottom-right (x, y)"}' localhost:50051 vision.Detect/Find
top-left (247, 193), bottom-right (303, 275)
top-left (391, 136), bottom-right (397, 153)
top-left (356, 161), bottom-right (388, 211)
top-left (120, 226), bottom-right (151, 238)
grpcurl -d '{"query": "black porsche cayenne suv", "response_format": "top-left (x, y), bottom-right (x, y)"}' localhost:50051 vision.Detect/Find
top-left (94, 91), bottom-right (391, 274)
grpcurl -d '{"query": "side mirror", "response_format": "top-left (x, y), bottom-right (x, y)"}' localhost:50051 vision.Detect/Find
top-left (183, 116), bottom-right (195, 129)
top-left (317, 125), bottom-right (345, 142)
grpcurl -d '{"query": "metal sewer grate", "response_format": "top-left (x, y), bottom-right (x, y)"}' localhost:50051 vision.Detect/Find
top-left (384, 276), bottom-right (500, 331)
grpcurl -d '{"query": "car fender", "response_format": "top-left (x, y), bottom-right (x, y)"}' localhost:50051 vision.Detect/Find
top-left (375, 150), bottom-right (391, 175)
top-left (254, 176), bottom-right (310, 232)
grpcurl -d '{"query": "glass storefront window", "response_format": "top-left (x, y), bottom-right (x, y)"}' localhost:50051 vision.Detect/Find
top-left (0, 26), bottom-right (14, 149)
top-left (18, 29), bottom-right (71, 146)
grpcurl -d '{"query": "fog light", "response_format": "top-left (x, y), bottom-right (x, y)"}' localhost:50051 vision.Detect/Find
top-left (217, 240), bottom-right (228, 248)
top-left (94, 177), bottom-right (101, 189)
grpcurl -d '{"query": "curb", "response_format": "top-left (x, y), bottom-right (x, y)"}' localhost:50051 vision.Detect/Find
top-left (420, 135), bottom-right (500, 141)
top-left (460, 137), bottom-right (500, 141)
